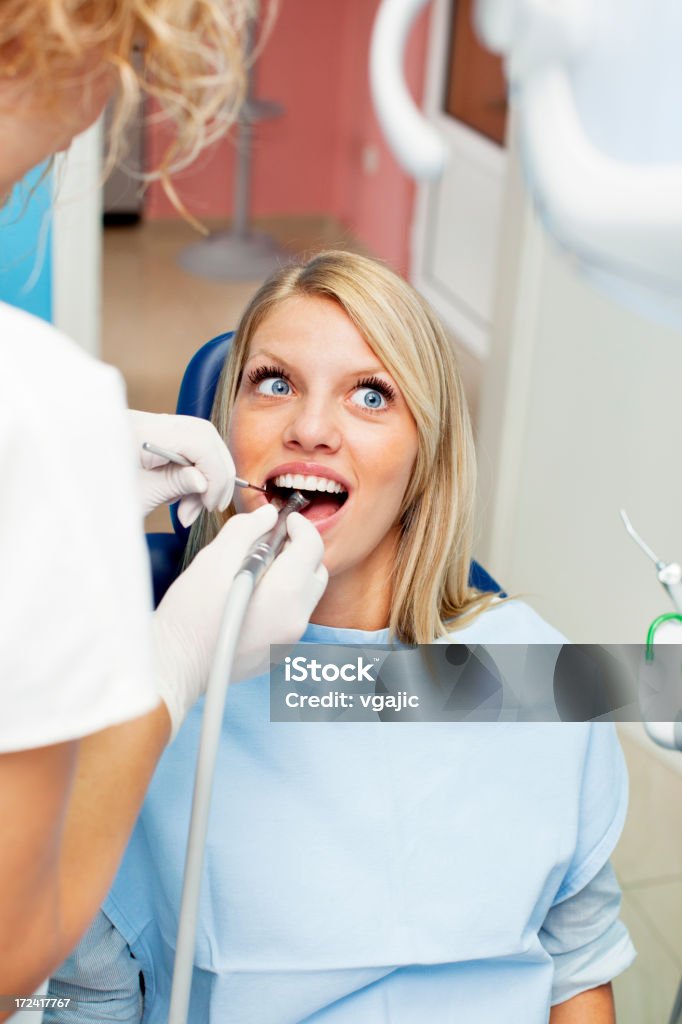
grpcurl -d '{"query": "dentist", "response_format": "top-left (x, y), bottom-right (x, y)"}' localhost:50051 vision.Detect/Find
top-left (0, 0), bottom-right (327, 1011)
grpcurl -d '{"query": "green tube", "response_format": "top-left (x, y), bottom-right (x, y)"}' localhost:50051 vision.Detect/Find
top-left (645, 613), bottom-right (682, 661)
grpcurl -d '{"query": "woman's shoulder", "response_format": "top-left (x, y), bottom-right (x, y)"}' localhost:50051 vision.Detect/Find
top-left (442, 598), bottom-right (568, 645)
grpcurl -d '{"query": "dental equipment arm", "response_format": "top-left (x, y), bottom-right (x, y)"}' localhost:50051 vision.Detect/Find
top-left (129, 411), bottom-right (236, 527)
top-left (369, 0), bottom-right (446, 180)
top-left (169, 493), bottom-right (319, 1024)
top-left (371, 0), bottom-right (682, 322)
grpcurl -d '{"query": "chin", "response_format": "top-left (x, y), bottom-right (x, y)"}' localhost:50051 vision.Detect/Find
top-left (319, 543), bottom-right (363, 581)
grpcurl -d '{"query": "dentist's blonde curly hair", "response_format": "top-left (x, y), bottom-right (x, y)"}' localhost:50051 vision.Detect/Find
top-left (0, 0), bottom-right (272, 211)
top-left (185, 250), bottom-right (498, 645)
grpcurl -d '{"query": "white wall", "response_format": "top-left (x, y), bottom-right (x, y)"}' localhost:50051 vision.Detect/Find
top-left (477, 131), bottom-right (682, 645)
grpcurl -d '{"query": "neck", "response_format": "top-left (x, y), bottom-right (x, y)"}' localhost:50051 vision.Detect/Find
top-left (310, 528), bottom-right (398, 633)
top-left (0, 103), bottom-right (46, 195)
top-left (0, 145), bottom-right (24, 198)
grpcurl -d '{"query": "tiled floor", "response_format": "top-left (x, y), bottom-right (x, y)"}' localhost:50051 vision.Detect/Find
top-left (103, 219), bottom-right (682, 1022)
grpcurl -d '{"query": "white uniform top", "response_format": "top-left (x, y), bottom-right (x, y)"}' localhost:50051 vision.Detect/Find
top-left (0, 301), bottom-right (159, 752)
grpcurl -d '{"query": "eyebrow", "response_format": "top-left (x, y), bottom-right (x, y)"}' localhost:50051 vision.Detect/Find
top-left (245, 349), bottom-right (289, 366)
top-left (245, 349), bottom-right (392, 379)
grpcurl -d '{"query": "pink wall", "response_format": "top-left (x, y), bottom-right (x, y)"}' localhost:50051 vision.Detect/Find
top-left (331, 1), bottom-right (430, 275)
top-left (146, 0), bottom-right (430, 275)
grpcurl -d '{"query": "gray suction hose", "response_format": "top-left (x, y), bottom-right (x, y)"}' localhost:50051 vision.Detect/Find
top-left (168, 492), bottom-right (309, 1024)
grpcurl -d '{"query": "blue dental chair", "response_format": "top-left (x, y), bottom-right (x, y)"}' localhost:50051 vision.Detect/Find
top-left (145, 333), bottom-right (502, 604)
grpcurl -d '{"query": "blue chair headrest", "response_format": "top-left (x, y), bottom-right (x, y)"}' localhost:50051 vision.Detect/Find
top-left (177, 331), bottom-right (233, 419)
top-left (170, 332), bottom-right (233, 539)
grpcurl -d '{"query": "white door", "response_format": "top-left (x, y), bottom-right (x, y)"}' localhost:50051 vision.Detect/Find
top-left (412, 0), bottom-right (508, 359)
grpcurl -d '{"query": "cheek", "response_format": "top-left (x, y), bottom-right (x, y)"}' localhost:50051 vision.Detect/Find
top-left (226, 407), bottom-right (251, 511)
top-left (377, 457), bottom-right (415, 518)
top-left (228, 403), bottom-right (281, 508)
top-left (382, 420), bottom-right (419, 491)
top-left (228, 402), bottom-right (264, 462)
top-left (226, 411), bottom-right (244, 467)
top-left (357, 429), bottom-right (418, 521)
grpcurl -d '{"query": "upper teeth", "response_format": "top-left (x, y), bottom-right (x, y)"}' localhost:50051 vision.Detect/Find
top-left (273, 473), bottom-right (346, 494)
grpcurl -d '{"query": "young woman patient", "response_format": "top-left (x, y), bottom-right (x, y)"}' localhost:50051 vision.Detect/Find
top-left (48, 252), bottom-right (634, 1023)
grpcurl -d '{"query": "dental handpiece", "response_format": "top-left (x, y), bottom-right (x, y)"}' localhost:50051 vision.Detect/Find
top-left (141, 441), bottom-right (267, 492)
top-left (237, 491), bottom-right (310, 586)
top-left (168, 491), bottom-right (311, 1024)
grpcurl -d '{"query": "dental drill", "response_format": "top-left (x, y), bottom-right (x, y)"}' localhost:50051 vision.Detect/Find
top-left (168, 491), bottom-right (310, 1024)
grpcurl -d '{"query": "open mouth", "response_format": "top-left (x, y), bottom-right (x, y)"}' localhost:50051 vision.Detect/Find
top-left (265, 472), bottom-right (349, 524)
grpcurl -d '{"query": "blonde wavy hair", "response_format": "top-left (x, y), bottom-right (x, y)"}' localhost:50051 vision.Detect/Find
top-left (0, 0), bottom-right (273, 210)
top-left (185, 250), bottom-right (497, 644)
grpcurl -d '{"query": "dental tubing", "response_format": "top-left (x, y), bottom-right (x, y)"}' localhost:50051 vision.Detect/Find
top-left (168, 492), bottom-right (310, 1024)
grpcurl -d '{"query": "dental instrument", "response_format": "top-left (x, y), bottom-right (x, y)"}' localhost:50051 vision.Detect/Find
top-left (168, 490), bottom-right (310, 1024)
top-left (621, 511), bottom-right (682, 754)
top-left (141, 440), bottom-right (267, 492)
top-left (619, 509), bottom-right (682, 614)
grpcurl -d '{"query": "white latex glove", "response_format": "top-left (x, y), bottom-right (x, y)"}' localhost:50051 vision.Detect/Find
top-left (153, 506), bottom-right (328, 739)
top-left (129, 410), bottom-right (236, 526)
top-left (232, 511), bottom-right (329, 682)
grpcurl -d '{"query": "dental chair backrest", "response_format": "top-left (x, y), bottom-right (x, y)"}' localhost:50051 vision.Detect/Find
top-left (145, 332), bottom-right (502, 605)
top-left (146, 332), bottom-right (233, 606)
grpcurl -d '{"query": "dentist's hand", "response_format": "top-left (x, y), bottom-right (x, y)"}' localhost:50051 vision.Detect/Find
top-left (152, 506), bottom-right (328, 739)
top-left (232, 511), bottom-right (328, 681)
top-left (129, 411), bottom-right (236, 526)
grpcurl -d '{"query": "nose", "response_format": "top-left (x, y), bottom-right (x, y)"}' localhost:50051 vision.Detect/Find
top-left (282, 394), bottom-right (342, 454)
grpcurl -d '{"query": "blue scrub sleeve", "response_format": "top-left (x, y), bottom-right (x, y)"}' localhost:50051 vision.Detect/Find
top-left (556, 724), bottom-right (629, 902)
top-left (540, 861), bottom-right (636, 1005)
top-left (539, 723), bottom-right (635, 1005)
top-left (45, 911), bottom-right (142, 1024)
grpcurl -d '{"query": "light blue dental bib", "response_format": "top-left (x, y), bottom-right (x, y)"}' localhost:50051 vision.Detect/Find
top-left (105, 602), bottom-right (629, 1023)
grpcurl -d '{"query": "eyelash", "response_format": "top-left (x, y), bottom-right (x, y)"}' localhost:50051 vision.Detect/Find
top-left (247, 364), bottom-right (290, 386)
top-left (245, 365), bottom-right (396, 408)
top-left (355, 375), bottom-right (396, 403)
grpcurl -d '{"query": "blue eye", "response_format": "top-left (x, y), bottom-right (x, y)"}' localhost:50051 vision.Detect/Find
top-left (256, 377), bottom-right (290, 397)
top-left (351, 387), bottom-right (387, 410)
